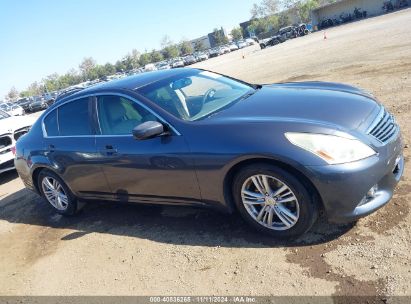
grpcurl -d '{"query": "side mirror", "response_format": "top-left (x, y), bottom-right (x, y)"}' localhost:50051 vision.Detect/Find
top-left (132, 121), bottom-right (166, 140)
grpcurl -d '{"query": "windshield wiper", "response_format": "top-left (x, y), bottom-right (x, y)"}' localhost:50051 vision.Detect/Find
top-left (240, 87), bottom-right (260, 101)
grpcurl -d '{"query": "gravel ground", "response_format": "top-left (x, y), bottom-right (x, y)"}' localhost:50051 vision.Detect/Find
top-left (0, 9), bottom-right (410, 301)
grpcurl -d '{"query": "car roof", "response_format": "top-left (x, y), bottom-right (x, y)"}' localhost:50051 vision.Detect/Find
top-left (56, 68), bottom-right (198, 103)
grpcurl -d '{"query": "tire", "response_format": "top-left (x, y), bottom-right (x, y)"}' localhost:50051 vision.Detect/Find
top-left (38, 169), bottom-right (80, 216)
top-left (232, 164), bottom-right (318, 239)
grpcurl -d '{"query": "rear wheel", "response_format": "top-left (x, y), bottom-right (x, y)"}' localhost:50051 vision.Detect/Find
top-left (232, 164), bottom-right (318, 239)
top-left (38, 170), bottom-right (80, 215)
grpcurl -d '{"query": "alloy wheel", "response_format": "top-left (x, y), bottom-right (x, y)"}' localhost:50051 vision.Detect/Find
top-left (41, 176), bottom-right (69, 211)
top-left (241, 174), bottom-right (300, 231)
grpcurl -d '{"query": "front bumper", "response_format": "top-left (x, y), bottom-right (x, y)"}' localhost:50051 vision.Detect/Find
top-left (304, 134), bottom-right (404, 223)
top-left (0, 151), bottom-right (15, 174)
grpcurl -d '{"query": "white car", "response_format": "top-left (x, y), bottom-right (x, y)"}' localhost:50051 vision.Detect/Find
top-left (0, 110), bottom-right (36, 174)
top-left (171, 58), bottom-right (185, 68)
top-left (245, 38), bottom-right (256, 45)
top-left (229, 43), bottom-right (239, 51)
top-left (237, 41), bottom-right (248, 49)
top-left (0, 102), bottom-right (24, 116)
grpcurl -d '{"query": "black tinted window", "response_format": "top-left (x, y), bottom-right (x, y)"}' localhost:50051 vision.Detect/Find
top-left (58, 98), bottom-right (91, 136)
top-left (97, 95), bottom-right (157, 135)
top-left (44, 109), bottom-right (58, 136)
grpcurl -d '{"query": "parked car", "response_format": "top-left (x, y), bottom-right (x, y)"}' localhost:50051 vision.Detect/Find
top-left (171, 58), bottom-right (185, 68)
top-left (28, 96), bottom-right (49, 112)
top-left (260, 34), bottom-right (284, 49)
top-left (183, 55), bottom-right (197, 66)
top-left (0, 102), bottom-right (24, 116)
top-left (229, 43), bottom-right (239, 51)
top-left (279, 26), bottom-right (298, 40)
top-left (17, 97), bottom-right (32, 112)
top-left (208, 48), bottom-right (221, 58)
top-left (237, 40), bottom-right (248, 49)
top-left (156, 62), bottom-right (171, 70)
top-left (245, 38), bottom-right (256, 45)
top-left (0, 109), bottom-right (36, 174)
top-left (195, 52), bottom-right (209, 62)
top-left (15, 68), bottom-right (404, 239)
top-left (219, 46), bottom-right (231, 54)
top-left (144, 64), bottom-right (157, 72)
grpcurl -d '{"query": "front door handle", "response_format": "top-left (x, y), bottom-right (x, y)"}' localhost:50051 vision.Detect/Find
top-left (47, 144), bottom-right (55, 152)
top-left (102, 145), bottom-right (118, 156)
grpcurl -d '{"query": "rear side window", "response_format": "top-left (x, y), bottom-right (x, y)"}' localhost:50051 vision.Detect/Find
top-left (44, 109), bottom-right (58, 136)
top-left (58, 98), bottom-right (91, 136)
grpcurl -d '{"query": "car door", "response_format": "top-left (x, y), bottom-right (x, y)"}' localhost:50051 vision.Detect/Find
top-left (42, 97), bottom-right (111, 200)
top-left (93, 94), bottom-right (201, 205)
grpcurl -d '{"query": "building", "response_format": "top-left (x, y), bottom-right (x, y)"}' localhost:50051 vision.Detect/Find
top-left (190, 27), bottom-right (229, 50)
top-left (190, 35), bottom-right (211, 50)
top-left (311, 0), bottom-right (397, 27)
top-left (207, 27), bottom-right (229, 48)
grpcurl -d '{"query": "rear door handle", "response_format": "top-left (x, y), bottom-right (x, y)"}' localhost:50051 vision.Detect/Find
top-left (102, 145), bottom-right (118, 156)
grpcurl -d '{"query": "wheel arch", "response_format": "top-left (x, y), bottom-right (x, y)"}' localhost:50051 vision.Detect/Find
top-left (223, 157), bottom-right (324, 214)
top-left (31, 165), bottom-right (73, 196)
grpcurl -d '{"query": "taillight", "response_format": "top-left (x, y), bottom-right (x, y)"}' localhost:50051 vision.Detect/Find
top-left (11, 146), bottom-right (16, 155)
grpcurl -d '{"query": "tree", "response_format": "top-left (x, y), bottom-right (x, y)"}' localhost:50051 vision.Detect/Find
top-left (160, 35), bottom-right (173, 49)
top-left (278, 11), bottom-right (290, 28)
top-left (213, 28), bottom-right (229, 46)
top-left (139, 52), bottom-right (152, 66)
top-left (251, 0), bottom-right (280, 18)
top-left (162, 44), bottom-right (180, 59)
top-left (115, 60), bottom-right (126, 73)
top-left (104, 62), bottom-right (116, 75)
top-left (180, 40), bottom-right (193, 55)
top-left (129, 49), bottom-right (141, 67)
top-left (247, 19), bottom-right (270, 36)
top-left (79, 57), bottom-right (97, 80)
top-left (7, 87), bottom-right (19, 101)
top-left (193, 40), bottom-right (206, 52)
top-left (231, 27), bottom-right (243, 41)
top-left (150, 49), bottom-right (164, 63)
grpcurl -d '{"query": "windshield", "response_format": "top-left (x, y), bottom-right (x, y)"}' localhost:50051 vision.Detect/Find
top-left (137, 70), bottom-right (254, 121)
top-left (0, 110), bottom-right (10, 119)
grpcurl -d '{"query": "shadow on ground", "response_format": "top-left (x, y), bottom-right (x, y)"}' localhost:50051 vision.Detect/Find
top-left (0, 179), bottom-right (355, 248)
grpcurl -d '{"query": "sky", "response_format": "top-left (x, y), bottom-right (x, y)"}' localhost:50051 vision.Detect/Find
top-left (0, 0), bottom-right (256, 97)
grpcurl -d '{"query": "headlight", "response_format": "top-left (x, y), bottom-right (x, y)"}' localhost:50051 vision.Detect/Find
top-left (285, 133), bottom-right (376, 165)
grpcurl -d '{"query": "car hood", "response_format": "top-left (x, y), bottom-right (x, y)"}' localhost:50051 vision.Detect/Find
top-left (0, 115), bottom-right (37, 135)
top-left (209, 82), bottom-right (379, 131)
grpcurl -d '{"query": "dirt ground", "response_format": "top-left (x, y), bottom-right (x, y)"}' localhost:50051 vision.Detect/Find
top-left (1, 9), bottom-right (410, 300)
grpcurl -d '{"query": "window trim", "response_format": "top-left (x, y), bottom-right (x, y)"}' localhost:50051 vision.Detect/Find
top-left (42, 96), bottom-right (93, 138)
top-left (42, 92), bottom-right (181, 138)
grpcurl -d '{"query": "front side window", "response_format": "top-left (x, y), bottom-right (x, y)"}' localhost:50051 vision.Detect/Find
top-left (137, 70), bottom-right (254, 121)
top-left (97, 95), bottom-right (158, 135)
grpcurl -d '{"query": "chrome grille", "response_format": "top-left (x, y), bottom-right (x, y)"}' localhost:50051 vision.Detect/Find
top-left (0, 135), bottom-right (12, 150)
top-left (367, 107), bottom-right (398, 143)
top-left (14, 126), bottom-right (30, 141)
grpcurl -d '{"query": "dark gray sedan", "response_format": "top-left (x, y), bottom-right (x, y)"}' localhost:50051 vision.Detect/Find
top-left (14, 68), bottom-right (404, 238)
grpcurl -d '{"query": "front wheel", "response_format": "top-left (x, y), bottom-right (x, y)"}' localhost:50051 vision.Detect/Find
top-left (38, 170), bottom-right (80, 215)
top-left (232, 164), bottom-right (318, 239)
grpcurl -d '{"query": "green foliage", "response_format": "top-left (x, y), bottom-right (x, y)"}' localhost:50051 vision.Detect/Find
top-left (251, 0), bottom-right (280, 18)
top-left (193, 40), bottom-right (206, 52)
top-left (179, 40), bottom-right (194, 55)
top-left (6, 87), bottom-right (19, 101)
top-left (139, 53), bottom-right (152, 66)
top-left (213, 28), bottom-right (229, 46)
top-left (162, 45), bottom-right (180, 59)
top-left (231, 27), bottom-right (243, 41)
top-left (150, 49), bottom-right (164, 63)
